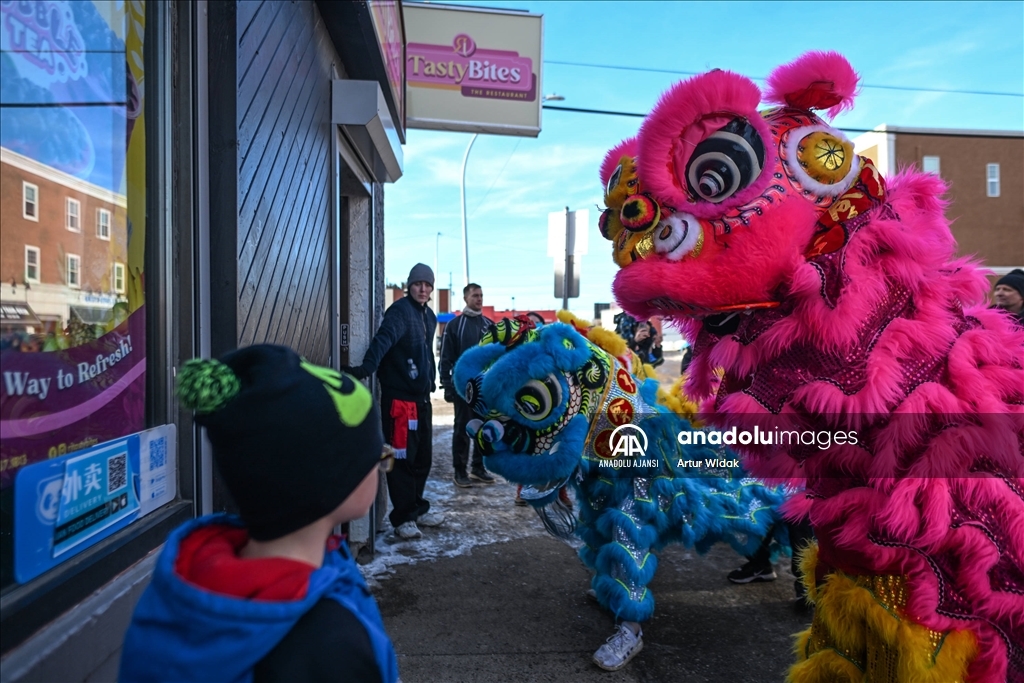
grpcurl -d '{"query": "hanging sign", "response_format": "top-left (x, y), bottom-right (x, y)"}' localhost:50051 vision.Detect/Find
top-left (404, 2), bottom-right (543, 137)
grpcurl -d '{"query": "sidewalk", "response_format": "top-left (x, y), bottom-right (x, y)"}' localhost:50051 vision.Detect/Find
top-left (362, 402), bottom-right (813, 683)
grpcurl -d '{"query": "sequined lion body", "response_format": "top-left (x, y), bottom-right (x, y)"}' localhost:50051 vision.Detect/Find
top-left (453, 316), bottom-right (789, 624)
top-left (605, 51), bottom-right (1024, 682)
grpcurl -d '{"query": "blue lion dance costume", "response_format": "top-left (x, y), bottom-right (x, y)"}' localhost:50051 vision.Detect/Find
top-left (453, 316), bottom-right (790, 625)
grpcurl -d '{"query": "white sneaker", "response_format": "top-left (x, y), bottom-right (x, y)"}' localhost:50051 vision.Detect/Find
top-left (395, 521), bottom-right (421, 539)
top-left (417, 512), bottom-right (445, 528)
top-left (592, 624), bottom-right (643, 672)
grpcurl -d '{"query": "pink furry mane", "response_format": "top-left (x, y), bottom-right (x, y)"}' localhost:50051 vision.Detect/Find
top-left (610, 50), bottom-right (1024, 683)
top-left (600, 137), bottom-right (637, 187)
top-left (765, 51), bottom-right (859, 119)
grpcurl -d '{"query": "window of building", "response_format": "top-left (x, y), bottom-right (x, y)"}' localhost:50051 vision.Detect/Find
top-left (0, 3), bottom-right (189, 665)
top-left (922, 156), bottom-right (940, 176)
top-left (66, 198), bottom-right (81, 232)
top-left (113, 262), bottom-right (126, 293)
top-left (23, 182), bottom-right (38, 221)
top-left (66, 254), bottom-right (81, 288)
top-left (97, 208), bottom-right (112, 240)
top-left (25, 246), bottom-right (40, 283)
top-left (987, 163), bottom-right (1000, 198)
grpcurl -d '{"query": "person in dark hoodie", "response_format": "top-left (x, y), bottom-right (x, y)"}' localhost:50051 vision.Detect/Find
top-left (344, 263), bottom-right (442, 540)
top-left (439, 282), bottom-right (495, 488)
top-left (119, 345), bottom-right (398, 683)
top-left (992, 268), bottom-right (1024, 329)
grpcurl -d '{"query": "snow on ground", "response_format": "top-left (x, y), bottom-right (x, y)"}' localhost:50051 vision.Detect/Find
top-left (359, 350), bottom-right (688, 587)
top-left (359, 406), bottom-right (554, 587)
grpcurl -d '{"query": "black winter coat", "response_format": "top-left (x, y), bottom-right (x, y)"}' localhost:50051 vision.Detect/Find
top-left (439, 312), bottom-right (494, 390)
top-left (355, 296), bottom-right (437, 401)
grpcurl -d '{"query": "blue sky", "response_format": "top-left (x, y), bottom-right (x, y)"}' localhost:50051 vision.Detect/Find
top-left (385, 1), bottom-right (1024, 317)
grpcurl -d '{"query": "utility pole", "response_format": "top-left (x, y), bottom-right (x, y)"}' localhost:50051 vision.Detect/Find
top-left (562, 206), bottom-right (571, 311)
top-left (549, 206), bottom-right (586, 312)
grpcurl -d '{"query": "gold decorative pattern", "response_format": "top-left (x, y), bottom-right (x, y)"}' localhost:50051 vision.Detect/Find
top-left (634, 231), bottom-right (655, 259)
top-left (805, 608), bottom-right (866, 672)
top-left (798, 131), bottom-right (854, 185)
top-left (795, 567), bottom-right (971, 683)
top-left (690, 227), bottom-right (704, 258)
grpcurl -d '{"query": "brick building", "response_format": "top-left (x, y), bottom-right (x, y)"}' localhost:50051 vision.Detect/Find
top-left (1, 147), bottom-right (128, 335)
top-left (853, 126), bottom-right (1023, 278)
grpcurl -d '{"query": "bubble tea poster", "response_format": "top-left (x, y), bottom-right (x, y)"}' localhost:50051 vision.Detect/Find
top-left (0, 0), bottom-right (148, 487)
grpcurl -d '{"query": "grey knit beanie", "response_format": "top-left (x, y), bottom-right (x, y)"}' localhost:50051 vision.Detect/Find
top-left (408, 263), bottom-right (434, 286)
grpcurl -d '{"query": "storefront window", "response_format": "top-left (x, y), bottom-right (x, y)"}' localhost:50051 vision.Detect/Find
top-left (1, 0), bottom-right (150, 590)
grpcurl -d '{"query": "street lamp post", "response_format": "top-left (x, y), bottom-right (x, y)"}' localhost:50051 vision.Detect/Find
top-left (459, 94), bottom-right (564, 291)
top-left (460, 134), bottom-right (478, 289)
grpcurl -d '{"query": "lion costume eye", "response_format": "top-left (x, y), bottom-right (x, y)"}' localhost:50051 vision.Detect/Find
top-left (605, 163), bottom-right (623, 197)
top-left (686, 118), bottom-right (765, 203)
top-left (782, 124), bottom-right (861, 197)
top-left (653, 212), bottom-right (704, 261)
top-left (514, 375), bottom-right (562, 421)
top-left (465, 376), bottom-right (488, 415)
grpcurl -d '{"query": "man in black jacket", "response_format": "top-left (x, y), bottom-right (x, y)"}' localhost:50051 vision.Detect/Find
top-left (345, 264), bottom-right (442, 540)
top-left (439, 283), bottom-right (495, 488)
top-left (993, 268), bottom-right (1024, 330)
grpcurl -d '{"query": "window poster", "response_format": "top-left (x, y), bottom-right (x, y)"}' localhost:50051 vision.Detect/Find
top-left (1, 1), bottom-right (150, 588)
top-left (1, 0), bottom-right (148, 488)
top-left (14, 424), bottom-right (175, 583)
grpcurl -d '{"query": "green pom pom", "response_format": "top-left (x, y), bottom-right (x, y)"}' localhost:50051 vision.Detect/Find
top-left (176, 358), bottom-right (240, 413)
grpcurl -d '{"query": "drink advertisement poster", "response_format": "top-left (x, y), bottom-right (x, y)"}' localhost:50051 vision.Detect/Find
top-left (0, 0), bottom-right (149, 489)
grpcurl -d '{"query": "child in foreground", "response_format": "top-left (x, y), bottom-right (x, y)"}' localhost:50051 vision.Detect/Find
top-left (119, 344), bottom-right (398, 683)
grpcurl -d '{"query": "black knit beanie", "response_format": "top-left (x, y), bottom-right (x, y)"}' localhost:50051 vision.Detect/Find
top-left (996, 269), bottom-right (1024, 298)
top-left (176, 345), bottom-right (383, 540)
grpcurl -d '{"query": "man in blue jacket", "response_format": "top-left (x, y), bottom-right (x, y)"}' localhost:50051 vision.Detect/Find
top-left (346, 264), bottom-right (442, 540)
top-left (120, 345), bottom-right (399, 683)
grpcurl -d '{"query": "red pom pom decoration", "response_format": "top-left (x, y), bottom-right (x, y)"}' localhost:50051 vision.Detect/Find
top-left (619, 193), bottom-right (660, 232)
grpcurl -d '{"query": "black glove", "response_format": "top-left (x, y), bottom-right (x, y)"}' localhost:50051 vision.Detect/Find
top-left (443, 386), bottom-right (456, 403)
top-left (342, 364), bottom-right (368, 380)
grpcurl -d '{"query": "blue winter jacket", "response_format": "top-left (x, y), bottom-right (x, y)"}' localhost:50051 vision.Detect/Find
top-left (119, 515), bottom-right (398, 683)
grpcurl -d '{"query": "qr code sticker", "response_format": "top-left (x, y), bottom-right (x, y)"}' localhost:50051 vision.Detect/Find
top-left (149, 437), bottom-right (166, 471)
top-left (107, 453), bottom-right (127, 494)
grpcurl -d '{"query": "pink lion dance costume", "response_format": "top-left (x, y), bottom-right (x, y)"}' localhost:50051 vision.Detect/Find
top-left (606, 52), bottom-right (1024, 683)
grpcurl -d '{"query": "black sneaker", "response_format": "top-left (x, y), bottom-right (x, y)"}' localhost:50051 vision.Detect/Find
top-left (793, 595), bottom-right (814, 615)
top-left (727, 561), bottom-right (777, 584)
top-left (469, 469), bottom-right (496, 484)
top-left (453, 472), bottom-right (472, 488)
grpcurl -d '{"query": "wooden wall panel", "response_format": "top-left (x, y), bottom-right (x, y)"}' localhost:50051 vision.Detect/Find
top-left (234, 1), bottom-right (341, 364)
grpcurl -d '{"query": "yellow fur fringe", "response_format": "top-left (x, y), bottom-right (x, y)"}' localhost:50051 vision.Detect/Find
top-left (789, 544), bottom-right (976, 683)
top-left (555, 311), bottom-right (704, 425)
top-left (556, 310), bottom-right (659, 377)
